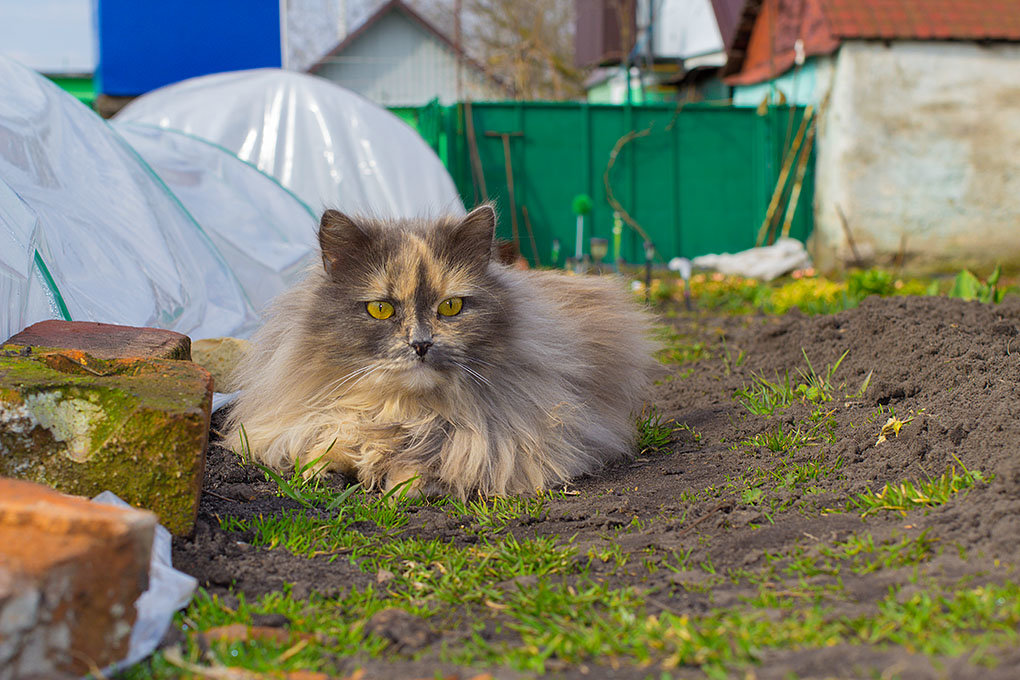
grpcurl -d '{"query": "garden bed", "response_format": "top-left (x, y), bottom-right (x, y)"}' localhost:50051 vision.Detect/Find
top-left (128, 294), bottom-right (1020, 679)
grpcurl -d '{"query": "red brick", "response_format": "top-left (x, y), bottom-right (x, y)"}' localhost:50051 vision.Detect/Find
top-left (4, 320), bottom-right (191, 361)
top-left (0, 479), bottom-right (156, 679)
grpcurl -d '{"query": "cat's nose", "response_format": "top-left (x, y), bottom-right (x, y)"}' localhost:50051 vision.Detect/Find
top-left (410, 340), bottom-right (433, 357)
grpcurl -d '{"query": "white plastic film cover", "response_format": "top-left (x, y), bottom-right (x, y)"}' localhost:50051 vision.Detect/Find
top-left (115, 68), bottom-right (466, 218)
top-left (113, 122), bottom-right (319, 312)
top-left (0, 179), bottom-right (59, 341)
top-left (0, 56), bottom-right (258, 341)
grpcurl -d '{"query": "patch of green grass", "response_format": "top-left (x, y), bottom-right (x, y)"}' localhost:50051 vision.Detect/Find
top-left (444, 494), bottom-right (549, 529)
top-left (736, 349), bottom-right (870, 419)
top-left (737, 531), bottom-right (941, 598)
top-left (735, 371), bottom-right (795, 416)
top-left (637, 407), bottom-right (677, 454)
top-left (453, 579), bottom-right (1020, 675)
top-left (772, 455), bottom-right (844, 492)
top-left (127, 572), bottom-right (1020, 680)
top-left (237, 425), bottom-right (370, 514)
top-left (786, 530), bottom-right (940, 577)
top-left (852, 461), bottom-right (992, 517)
top-left (741, 423), bottom-right (814, 452)
top-left (719, 335), bottom-right (746, 376)
top-left (675, 421), bottom-right (703, 443)
top-left (125, 482), bottom-right (1020, 680)
top-left (655, 326), bottom-right (709, 365)
top-left (794, 348), bottom-right (848, 404)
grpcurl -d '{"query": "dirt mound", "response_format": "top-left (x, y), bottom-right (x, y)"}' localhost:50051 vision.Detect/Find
top-left (164, 295), bottom-right (1020, 679)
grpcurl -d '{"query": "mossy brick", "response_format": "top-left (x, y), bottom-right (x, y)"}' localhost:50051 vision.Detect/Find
top-left (0, 346), bottom-right (212, 535)
top-left (0, 479), bottom-right (156, 680)
top-left (4, 320), bottom-right (191, 360)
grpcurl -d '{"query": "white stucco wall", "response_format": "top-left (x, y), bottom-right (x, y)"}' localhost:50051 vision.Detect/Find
top-left (813, 41), bottom-right (1020, 270)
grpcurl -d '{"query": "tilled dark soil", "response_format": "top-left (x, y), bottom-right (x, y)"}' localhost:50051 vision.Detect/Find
top-left (171, 295), bottom-right (1020, 679)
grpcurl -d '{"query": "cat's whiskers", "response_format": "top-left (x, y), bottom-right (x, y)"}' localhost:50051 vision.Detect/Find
top-left (310, 365), bottom-right (375, 402)
top-left (338, 365), bottom-right (386, 396)
top-left (453, 360), bottom-right (493, 389)
top-left (312, 364), bottom-right (388, 403)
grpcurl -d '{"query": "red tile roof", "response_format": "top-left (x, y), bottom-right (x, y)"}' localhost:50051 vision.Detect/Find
top-left (820, 0), bottom-right (1020, 41)
top-left (724, 0), bottom-right (1020, 85)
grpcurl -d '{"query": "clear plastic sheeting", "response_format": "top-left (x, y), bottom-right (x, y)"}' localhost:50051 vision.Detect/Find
top-left (116, 69), bottom-right (466, 217)
top-left (113, 122), bottom-right (319, 312)
top-left (0, 181), bottom-right (59, 341)
top-left (0, 56), bottom-right (258, 340)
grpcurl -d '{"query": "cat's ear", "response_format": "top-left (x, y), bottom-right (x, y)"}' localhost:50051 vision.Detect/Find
top-left (448, 205), bottom-right (496, 270)
top-left (319, 210), bottom-right (370, 278)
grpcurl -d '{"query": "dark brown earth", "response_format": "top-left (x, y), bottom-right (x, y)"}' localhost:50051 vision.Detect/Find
top-left (170, 295), bottom-right (1020, 679)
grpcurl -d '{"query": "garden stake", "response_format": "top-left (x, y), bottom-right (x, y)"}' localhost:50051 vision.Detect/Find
top-left (836, 204), bottom-right (864, 266)
top-left (485, 130), bottom-right (523, 252)
top-left (521, 204), bottom-right (542, 266)
top-left (464, 100), bottom-right (488, 202)
top-left (756, 106), bottom-right (813, 247)
top-left (780, 114), bottom-right (817, 239)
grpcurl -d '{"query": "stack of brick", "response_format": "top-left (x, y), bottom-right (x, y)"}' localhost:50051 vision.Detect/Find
top-left (1, 320), bottom-right (214, 535)
top-left (0, 320), bottom-right (215, 677)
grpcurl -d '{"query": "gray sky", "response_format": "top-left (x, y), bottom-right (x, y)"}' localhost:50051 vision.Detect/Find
top-left (0, 0), bottom-right (94, 73)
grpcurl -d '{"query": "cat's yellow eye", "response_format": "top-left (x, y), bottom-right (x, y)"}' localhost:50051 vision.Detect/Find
top-left (437, 297), bottom-right (463, 317)
top-left (366, 300), bottom-right (394, 319)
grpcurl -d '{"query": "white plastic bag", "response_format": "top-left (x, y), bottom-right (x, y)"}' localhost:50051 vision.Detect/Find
top-left (91, 491), bottom-right (197, 675)
top-left (691, 237), bottom-right (812, 281)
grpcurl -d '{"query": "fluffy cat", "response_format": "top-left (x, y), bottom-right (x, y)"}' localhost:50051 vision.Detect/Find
top-left (224, 206), bottom-right (659, 498)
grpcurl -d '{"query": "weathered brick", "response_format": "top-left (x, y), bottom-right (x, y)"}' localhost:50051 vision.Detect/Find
top-left (0, 479), bottom-right (156, 680)
top-left (4, 320), bottom-right (191, 361)
top-left (190, 337), bottom-right (249, 392)
top-left (0, 346), bottom-right (212, 535)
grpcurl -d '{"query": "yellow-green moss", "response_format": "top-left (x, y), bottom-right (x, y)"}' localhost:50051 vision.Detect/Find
top-left (0, 349), bottom-right (210, 535)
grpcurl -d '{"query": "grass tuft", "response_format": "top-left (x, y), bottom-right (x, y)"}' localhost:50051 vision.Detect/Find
top-left (735, 371), bottom-right (795, 416)
top-left (852, 459), bottom-right (992, 517)
top-left (636, 407), bottom-right (677, 454)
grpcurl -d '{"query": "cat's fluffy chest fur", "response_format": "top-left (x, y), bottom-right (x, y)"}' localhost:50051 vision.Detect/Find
top-left (224, 206), bottom-right (659, 497)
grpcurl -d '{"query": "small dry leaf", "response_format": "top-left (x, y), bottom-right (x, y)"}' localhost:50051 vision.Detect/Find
top-left (376, 568), bottom-right (395, 584)
top-left (876, 416), bottom-right (907, 445)
top-left (484, 599), bottom-right (509, 610)
top-left (200, 623), bottom-right (317, 646)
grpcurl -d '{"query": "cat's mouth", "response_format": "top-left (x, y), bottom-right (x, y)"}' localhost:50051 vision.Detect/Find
top-left (394, 359), bottom-right (444, 390)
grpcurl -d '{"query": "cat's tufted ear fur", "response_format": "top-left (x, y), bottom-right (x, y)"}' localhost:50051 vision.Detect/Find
top-left (447, 204), bottom-right (496, 271)
top-left (319, 210), bottom-right (372, 279)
